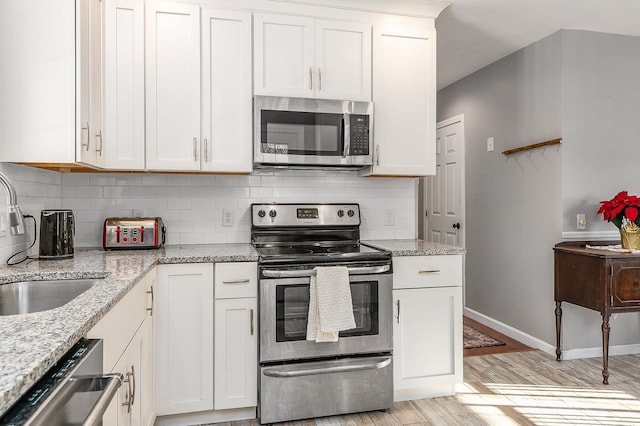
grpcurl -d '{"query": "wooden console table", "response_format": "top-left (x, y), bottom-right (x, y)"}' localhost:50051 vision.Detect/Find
top-left (554, 241), bottom-right (640, 384)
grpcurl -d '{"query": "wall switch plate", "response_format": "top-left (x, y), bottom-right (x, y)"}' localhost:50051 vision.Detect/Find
top-left (577, 213), bottom-right (586, 230)
top-left (487, 137), bottom-right (495, 152)
top-left (383, 210), bottom-right (395, 226)
top-left (222, 209), bottom-right (234, 227)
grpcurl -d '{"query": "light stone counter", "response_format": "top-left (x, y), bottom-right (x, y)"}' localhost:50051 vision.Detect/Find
top-left (364, 239), bottom-right (466, 256)
top-left (0, 244), bottom-right (258, 417)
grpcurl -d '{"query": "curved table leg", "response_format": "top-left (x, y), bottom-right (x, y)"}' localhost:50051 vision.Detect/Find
top-left (602, 312), bottom-right (611, 385)
top-left (555, 301), bottom-right (562, 361)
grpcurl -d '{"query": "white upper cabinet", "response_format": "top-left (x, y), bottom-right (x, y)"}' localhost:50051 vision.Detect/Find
top-left (254, 13), bottom-right (371, 101)
top-left (362, 25), bottom-right (437, 177)
top-left (146, 2), bottom-right (252, 173)
top-left (101, 0), bottom-right (145, 170)
top-left (145, 1), bottom-right (201, 171)
top-left (0, 0), bottom-right (76, 164)
top-left (201, 9), bottom-right (253, 173)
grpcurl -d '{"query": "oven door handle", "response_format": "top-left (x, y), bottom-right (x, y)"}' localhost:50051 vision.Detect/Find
top-left (262, 357), bottom-right (391, 378)
top-left (262, 264), bottom-right (390, 278)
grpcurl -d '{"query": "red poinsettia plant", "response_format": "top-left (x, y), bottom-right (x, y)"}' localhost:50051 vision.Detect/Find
top-left (597, 191), bottom-right (640, 229)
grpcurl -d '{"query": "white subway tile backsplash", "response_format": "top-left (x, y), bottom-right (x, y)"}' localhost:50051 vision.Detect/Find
top-left (1, 164), bottom-right (418, 249)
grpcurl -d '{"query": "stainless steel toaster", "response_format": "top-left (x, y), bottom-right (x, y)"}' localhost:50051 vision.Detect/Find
top-left (103, 217), bottom-right (165, 250)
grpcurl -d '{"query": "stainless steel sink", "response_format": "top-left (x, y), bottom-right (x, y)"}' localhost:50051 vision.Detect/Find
top-left (0, 279), bottom-right (97, 316)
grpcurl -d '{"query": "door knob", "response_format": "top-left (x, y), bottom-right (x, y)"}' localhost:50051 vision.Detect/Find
top-left (453, 223), bottom-right (461, 229)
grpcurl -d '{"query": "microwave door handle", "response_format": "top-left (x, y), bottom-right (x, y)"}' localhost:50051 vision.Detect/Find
top-left (343, 113), bottom-right (350, 158)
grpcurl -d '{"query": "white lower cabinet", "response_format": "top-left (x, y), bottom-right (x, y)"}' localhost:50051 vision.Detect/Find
top-left (392, 255), bottom-right (463, 401)
top-left (155, 263), bottom-right (214, 416)
top-left (214, 262), bottom-right (258, 410)
top-left (88, 267), bottom-right (155, 425)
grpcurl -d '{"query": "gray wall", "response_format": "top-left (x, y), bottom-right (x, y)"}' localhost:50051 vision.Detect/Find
top-left (438, 30), bottom-right (640, 352)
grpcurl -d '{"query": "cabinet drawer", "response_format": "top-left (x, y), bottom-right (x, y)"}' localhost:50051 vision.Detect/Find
top-left (612, 264), bottom-right (640, 307)
top-left (215, 262), bottom-right (257, 299)
top-left (393, 255), bottom-right (462, 289)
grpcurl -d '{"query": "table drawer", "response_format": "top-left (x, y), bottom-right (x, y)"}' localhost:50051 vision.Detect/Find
top-left (393, 255), bottom-right (462, 289)
top-left (215, 262), bottom-right (257, 299)
top-left (612, 264), bottom-right (640, 307)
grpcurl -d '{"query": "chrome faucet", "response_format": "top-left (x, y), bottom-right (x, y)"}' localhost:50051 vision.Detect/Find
top-left (0, 171), bottom-right (26, 235)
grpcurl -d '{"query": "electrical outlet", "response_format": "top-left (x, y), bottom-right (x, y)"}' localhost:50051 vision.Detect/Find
top-left (132, 209), bottom-right (144, 218)
top-left (0, 213), bottom-right (7, 238)
top-left (222, 209), bottom-right (234, 227)
top-left (383, 210), bottom-right (395, 226)
top-left (577, 213), bottom-right (586, 230)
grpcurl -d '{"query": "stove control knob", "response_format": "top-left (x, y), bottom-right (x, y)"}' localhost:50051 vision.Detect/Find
top-left (347, 209), bottom-right (355, 218)
top-left (337, 209), bottom-right (344, 217)
top-left (269, 210), bottom-right (277, 218)
top-left (258, 210), bottom-right (266, 218)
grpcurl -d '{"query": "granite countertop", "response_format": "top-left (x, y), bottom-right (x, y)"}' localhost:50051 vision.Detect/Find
top-left (364, 239), bottom-right (466, 256)
top-left (0, 244), bottom-right (258, 417)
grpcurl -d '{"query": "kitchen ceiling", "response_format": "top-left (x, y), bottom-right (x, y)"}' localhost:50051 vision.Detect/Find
top-left (435, 0), bottom-right (640, 89)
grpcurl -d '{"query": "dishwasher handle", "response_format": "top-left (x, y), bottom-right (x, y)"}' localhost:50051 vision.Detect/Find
top-left (83, 373), bottom-right (124, 426)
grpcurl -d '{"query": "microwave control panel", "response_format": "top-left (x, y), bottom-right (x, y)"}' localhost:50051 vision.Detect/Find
top-left (349, 115), bottom-right (370, 156)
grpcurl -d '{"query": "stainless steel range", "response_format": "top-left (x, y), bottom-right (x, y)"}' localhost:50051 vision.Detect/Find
top-left (252, 203), bottom-right (393, 424)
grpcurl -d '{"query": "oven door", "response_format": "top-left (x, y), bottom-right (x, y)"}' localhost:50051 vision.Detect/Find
top-left (259, 270), bottom-right (392, 363)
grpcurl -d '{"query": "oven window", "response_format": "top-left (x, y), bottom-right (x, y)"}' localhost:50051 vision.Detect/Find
top-left (275, 281), bottom-right (379, 342)
top-left (261, 110), bottom-right (344, 156)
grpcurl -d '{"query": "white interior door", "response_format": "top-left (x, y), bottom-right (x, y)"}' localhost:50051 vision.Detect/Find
top-left (426, 115), bottom-right (465, 247)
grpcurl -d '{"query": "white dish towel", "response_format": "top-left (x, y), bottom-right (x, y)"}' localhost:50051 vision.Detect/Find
top-left (306, 266), bottom-right (356, 342)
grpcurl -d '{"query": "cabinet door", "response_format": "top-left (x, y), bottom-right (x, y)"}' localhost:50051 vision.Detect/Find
top-left (145, 1), bottom-right (201, 171)
top-left (0, 1), bottom-right (76, 163)
top-left (315, 20), bottom-right (371, 102)
top-left (77, 0), bottom-right (96, 165)
top-left (367, 25), bottom-right (436, 176)
top-left (103, 326), bottom-right (143, 426)
top-left (393, 286), bottom-right (462, 398)
top-left (201, 9), bottom-right (252, 173)
top-left (155, 263), bottom-right (214, 415)
top-left (214, 297), bottom-right (257, 410)
top-left (141, 269), bottom-right (156, 426)
top-left (253, 13), bottom-right (315, 98)
top-left (102, 0), bottom-right (145, 170)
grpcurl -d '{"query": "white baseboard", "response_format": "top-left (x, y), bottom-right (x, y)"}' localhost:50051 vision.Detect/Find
top-left (155, 407), bottom-right (256, 426)
top-left (463, 308), bottom-right (557, 356)
top-left (464, 308), bottom-right (640, 360)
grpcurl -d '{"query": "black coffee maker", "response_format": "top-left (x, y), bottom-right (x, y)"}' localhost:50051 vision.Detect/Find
top-left (39, 210), bottom-right (75, 259)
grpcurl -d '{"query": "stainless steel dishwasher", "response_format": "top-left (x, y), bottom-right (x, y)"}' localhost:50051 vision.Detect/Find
top-left (0, 339), bottom-right (123, 425)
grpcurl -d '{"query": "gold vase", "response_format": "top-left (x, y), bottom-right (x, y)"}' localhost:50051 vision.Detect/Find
top-left (620, 223), bottom-right (640, 250)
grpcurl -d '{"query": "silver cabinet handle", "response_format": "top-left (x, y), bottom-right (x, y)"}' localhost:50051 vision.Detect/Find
top-left (318, 68), bottom-right (322, 90)
top-left (204, 137), bottom-right (209, 162)
top-left (250, 309), bottom-right (254, 335)
top-left (262, 264), bottom-right (390, 278)
top-left (263, 357), bottom-right (391, 378)
top-left (342, 113), bottom-right (350, 158)
top-left (146, 285), bottom-right (153, 316)
top-left (81, 122), bottom-right (90, 151)
top-left (309, 67), bottom-right (313, 90)
top-left (96, 130), bottom-right (103, 156)
top-left (122, 366), bottom-right (135, 412)
top-left (375, 144), bottom-right (380, 166)
top-left (418, 269), bottom-right (441, 274)
top-left (193, 137), bottom-right (198, 161)
top-left (396, 300), bottom-right (400, 324)
top-left (222, 278), bottom-right (250, 284)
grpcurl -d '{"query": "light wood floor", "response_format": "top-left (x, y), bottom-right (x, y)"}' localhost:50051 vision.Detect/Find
top-left (219, 350), bottom-right (640, 426)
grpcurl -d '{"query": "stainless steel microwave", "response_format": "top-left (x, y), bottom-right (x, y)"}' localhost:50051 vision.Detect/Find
top-left (254, 96), bottom-right (373, 168)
